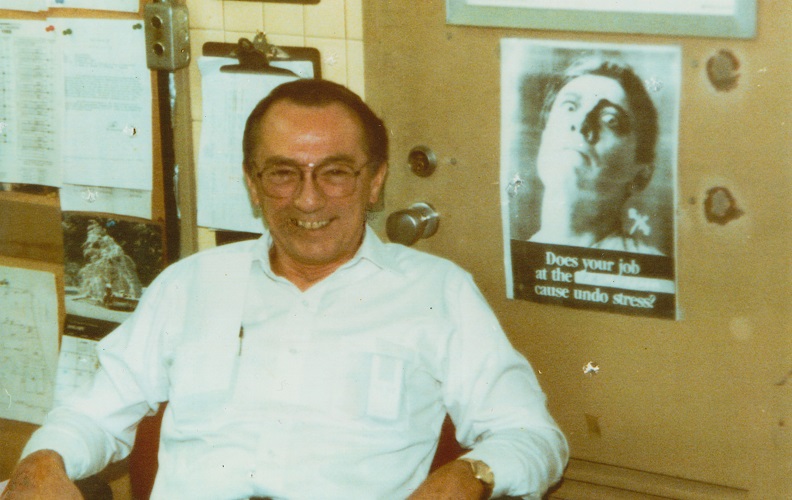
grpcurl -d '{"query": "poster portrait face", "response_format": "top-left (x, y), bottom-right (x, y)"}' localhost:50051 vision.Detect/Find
top-left (536, 73), bottom-right (650, 223)
top-left (500, 39), bottom-right (681, 319)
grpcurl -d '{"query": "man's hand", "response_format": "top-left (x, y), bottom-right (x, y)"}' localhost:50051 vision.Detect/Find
top-left (408, 459), bottom-right (489, 500)
top-left (1, 450), bottom-right (82, 499)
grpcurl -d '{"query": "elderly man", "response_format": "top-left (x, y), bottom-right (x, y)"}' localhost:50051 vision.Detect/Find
top-left (4, 79), bottom-right (567, 499)
top-left (529, 57), bottom-right (664, 255)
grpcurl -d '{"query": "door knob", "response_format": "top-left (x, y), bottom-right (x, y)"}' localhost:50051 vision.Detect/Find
top-left (386, 202), bottom-right (439, 246)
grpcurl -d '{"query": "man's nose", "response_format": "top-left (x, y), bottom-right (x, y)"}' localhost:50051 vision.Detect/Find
top-left (570, 109), bottom-right (599, 145)
top-left (292, 171), bottom-right (324, 210)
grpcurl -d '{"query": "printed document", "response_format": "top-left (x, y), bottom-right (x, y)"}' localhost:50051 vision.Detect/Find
top-left (0, 265), bottom-right (59, 425)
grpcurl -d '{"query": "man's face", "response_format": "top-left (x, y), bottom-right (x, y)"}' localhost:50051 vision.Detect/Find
top-left (536, 74), bottom-right (648, 207)
top-left (245, 100), bottom-right (386, 270)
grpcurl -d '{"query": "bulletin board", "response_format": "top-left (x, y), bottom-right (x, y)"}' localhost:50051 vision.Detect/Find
top-left (0, 1), bottom-right (167, 484)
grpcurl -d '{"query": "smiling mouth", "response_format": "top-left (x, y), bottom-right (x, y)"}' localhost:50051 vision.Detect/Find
top-left (293, 219), bottom-right (331, 230)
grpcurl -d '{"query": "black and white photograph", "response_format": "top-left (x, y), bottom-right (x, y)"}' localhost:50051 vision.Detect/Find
top-left (61, 213), bottom-right (164, 334)
top-left (501, 39), bottom-right (680, 319)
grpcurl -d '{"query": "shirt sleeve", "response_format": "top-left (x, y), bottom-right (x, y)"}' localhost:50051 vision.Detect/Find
top-left (441, 270), bottom-right (569, 499)
top-left (21, 266), bottom-right (182, 480)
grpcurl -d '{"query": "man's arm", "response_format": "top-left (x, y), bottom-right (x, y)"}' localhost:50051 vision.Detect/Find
top-left (16, 264), bottom-right (183, 482)
top-left (442, 271), bottom-right (569, 498)
top-left (1, 450), bottom-right (81, 499)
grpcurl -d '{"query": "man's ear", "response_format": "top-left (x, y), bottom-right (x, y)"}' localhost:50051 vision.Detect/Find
top-left (631, 163), bottom-right (654, 193)
top-left (244, 168), bottom-right (260, 206)
top-left (368, 161), bottom-right (389, 206)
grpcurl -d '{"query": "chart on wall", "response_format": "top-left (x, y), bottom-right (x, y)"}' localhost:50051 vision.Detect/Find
top-left (500, 39), bottom-right (680, 319)
top-left (0, 265), bottom-right (59, 424)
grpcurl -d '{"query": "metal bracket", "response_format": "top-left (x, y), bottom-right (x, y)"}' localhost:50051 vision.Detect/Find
top-left (144, 0), bottom-right (191, 71)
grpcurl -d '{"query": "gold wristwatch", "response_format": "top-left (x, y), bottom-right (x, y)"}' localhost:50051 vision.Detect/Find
top-left (458, 457), bottom-right (495, 497)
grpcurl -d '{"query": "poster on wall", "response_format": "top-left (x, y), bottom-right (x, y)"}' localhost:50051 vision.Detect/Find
top-left (500, 39), bottom-right (680, 319)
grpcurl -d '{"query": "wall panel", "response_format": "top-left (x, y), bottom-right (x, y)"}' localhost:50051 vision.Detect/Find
top-left (363, 1), bottom-right (790, 497)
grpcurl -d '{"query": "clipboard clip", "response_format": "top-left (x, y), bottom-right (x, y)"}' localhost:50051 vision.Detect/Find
top-left (220, 32), bottom-right (298, 76)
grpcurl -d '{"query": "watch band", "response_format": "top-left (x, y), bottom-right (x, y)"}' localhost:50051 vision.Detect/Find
top-left (458, 457), bottom-right (495, 497)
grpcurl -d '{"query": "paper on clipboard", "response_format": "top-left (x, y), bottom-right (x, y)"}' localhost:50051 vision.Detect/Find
top-left (196, 57), bottom-right (316, 234)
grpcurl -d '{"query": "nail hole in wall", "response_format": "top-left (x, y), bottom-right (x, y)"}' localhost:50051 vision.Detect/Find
top-left (707, 49), bottom-right (741, 91)
top-left (704, 186), bottom-right (743, 224)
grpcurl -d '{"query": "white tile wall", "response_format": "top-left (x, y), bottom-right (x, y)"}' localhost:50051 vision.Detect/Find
top-left (222, 2), bottom-right (264, 32)
top-left (304, 0), bottom-right (346, 39)
top-left (264, 3), bottom-right (304, 37)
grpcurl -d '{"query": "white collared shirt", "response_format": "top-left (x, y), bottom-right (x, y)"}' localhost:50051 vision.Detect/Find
top-left (23, 227), bottom-right (567, 499)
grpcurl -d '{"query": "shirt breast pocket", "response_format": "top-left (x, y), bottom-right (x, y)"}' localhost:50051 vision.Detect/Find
top-left (365, 352), bottom-right (406, 421)
top-left (325, 338), bottom-right (436, 428)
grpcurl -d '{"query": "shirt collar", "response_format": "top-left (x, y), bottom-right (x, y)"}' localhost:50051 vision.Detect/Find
top-left (348, 225), bottom-right (403, 275)
top-left (251, 225), bottom-right (404, 278)
top-left (250, 232), bottom-right (275, 280)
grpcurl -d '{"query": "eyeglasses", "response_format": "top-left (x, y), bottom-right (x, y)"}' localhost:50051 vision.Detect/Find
top-left (254, 158), bottom-right (369, 198)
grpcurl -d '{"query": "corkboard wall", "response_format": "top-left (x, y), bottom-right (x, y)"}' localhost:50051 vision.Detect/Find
top-left (0, 5), bottom-right (158, 497)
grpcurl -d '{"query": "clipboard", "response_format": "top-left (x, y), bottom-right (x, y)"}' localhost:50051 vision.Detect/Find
top-left (199, 33), bottom-right (321, 244)
top-left (202, 33), bottom-right (321, 79)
